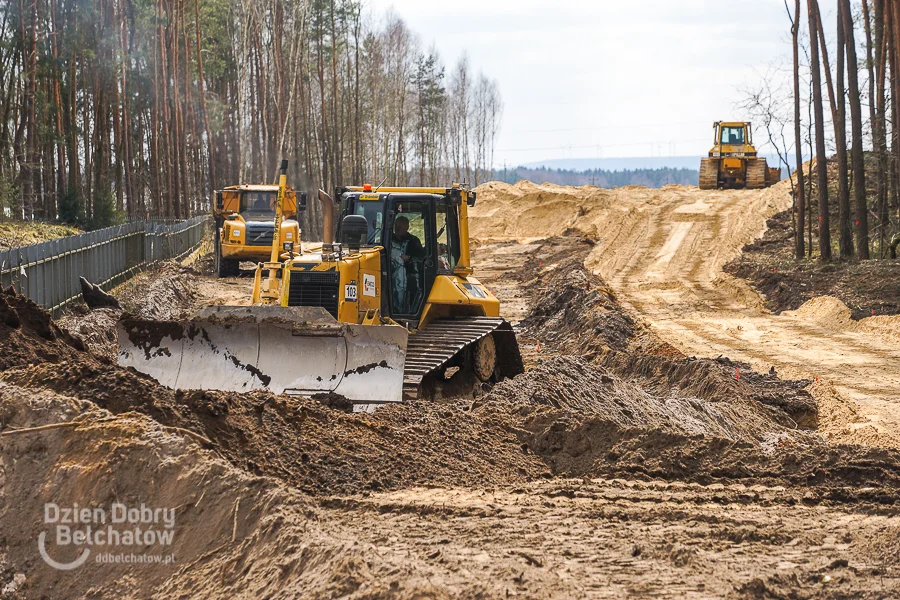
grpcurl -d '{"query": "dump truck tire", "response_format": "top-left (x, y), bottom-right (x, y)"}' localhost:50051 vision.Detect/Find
top-left (218, 257), bottom-right (240, 278)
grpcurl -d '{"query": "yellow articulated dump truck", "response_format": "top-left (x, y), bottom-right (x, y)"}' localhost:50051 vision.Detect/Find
top-left (118, 162), bottom-right (523, 411)
top-left (699, 121), bottom-right (781, 190)
top-left (213, 183), bottom-right (306, 277)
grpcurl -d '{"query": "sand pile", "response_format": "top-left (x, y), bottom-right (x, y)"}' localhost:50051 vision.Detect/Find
top-left (3, 356), bottom-right (550, 495)
top-left (0, 383), bottom-right (484, 599)
top-left (784, 294), bottom-right (900, 344)
top-left (471, 181), bottom-right (620, 242)
top-left (472, 178), bottom-right (794, 295)
top-left (785, 295), bottom-right (856, 329)
top-left (522, 255), bottom-right (635, 354)
top-left (514, 246), bottom-right (816, 428)
top-left (603, 353), bottom-right (817, 428)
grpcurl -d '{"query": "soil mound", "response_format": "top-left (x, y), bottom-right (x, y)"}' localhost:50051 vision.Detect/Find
top-left (0, 288), bottom-right (84, 370)
top-left (513, 244), bottom-right (816, 428)
top-left (782, 295), bottom-right (900, 344)
top-left (785, 295), bottom-right (855, 329)
top-left (60, 262), bottom-right (203, 360)
top-left (471, 181), bottom-right (616, 242)
top-left (522, 256), bottom-right (635, 354)
top-left (0, 383), bottom-right (475, 599)
top-left (490, 357), bottom-right (900, 491)
top-left (3, 354), bottom-right (549, 496)
top-left (602, 353), bottom-right (817, 429)
top-left (58, 306), bottom-right (120, 361)
top-left (487, 356), bottom-right (781, 440)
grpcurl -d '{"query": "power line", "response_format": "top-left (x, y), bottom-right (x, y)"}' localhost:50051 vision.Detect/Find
top-left (496, 138), bottom-right (712, 153)
top-left (503, 120), bottom-right (712, 135)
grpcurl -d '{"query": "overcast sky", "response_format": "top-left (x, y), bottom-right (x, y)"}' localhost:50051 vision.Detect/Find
top-left (365, 0), bottom-right (836, 167)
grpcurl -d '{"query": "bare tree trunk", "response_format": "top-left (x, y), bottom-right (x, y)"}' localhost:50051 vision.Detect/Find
top-left (809, 0), bottom-right (831, 259)
top-left (863, 0), bottom-right (889, 255)
top-left (842, 0), bottom-right (871, 259)
top-left (818, 0), bottom-right (853, 257)
top-left (835, 0), bottom-right (854, 257)
top-left (50, 0), bottom-right (67, 211)
top-left (889, 0), bottom-right (900, 224)
top-left (21, 0), bottom-right (38, 218)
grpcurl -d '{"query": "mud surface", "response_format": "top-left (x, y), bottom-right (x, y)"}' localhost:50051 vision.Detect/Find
top-left (1, 184), bottom-right (899, 598)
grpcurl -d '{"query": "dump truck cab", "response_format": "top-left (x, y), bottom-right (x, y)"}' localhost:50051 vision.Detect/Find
top-left (213, 184), bottom-right (305, 277)
top-left (699, 121), bottom-right (781, 190)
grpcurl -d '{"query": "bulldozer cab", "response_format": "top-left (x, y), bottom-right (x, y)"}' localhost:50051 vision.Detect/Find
top-left (337, 191), bottom-right (462, 321)
top-left (720, 124), bottom-right (746, 146)
top-left (713, 121), bottom-right (752, 151)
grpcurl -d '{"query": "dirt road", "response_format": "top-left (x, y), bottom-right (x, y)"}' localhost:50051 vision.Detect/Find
top-left (474, 181), bottom-right (900, 449)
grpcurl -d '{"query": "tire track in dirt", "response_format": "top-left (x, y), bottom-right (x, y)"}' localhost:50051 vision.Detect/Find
top-left (473, 181), bottom-right (900, 449)
top-left (318, 480), bottom-right (900, 600)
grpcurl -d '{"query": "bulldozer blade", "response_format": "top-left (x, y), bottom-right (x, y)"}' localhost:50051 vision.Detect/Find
top-left (117, 306), bottom-right (408, 409)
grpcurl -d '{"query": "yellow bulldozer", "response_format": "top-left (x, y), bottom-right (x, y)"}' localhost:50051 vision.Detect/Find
top-left (699, 121), bottom-right (781, 190)
top-left (118, 162), bottom-right (522, 411)
top-left (213, 183), bottom-right (305, 277)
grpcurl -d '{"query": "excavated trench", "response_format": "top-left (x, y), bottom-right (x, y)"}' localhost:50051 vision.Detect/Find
top-left (0, 229), bottom-right (899, 598)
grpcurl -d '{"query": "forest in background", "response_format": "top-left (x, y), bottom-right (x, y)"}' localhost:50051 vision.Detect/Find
top-left (496, 166), bottom-right (699, 189)
top-left (744, 0), bottom-right (900, 261)
top-left (0, 0), bottom-right (502, 236)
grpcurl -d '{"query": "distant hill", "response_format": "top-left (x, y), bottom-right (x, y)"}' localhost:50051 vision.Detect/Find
top-left (501, 154), bottom-right (803, 188)
top-left (494, 166), bottom-right (698, 188)
top-left (521, 155), bottom-right (800, 174)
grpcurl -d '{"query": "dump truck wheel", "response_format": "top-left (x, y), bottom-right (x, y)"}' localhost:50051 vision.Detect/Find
top-left (746, 158), bottom-right (767, 189)
top-left (218, 258), bottom-right (239, 278)
top-left (213, 225), bottom-right (222, 274)
top-left (699, 158), bottom-right (719, 190)
top-left (473, 335), bottom-right (497, 382)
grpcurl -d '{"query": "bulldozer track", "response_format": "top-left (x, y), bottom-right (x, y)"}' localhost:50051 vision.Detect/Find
top-left (746, 157), bottom-right (767, 189)
top-left (402, 317), bottom-right (523, 399)
top-left (698, 158), bottom-right (718, 189)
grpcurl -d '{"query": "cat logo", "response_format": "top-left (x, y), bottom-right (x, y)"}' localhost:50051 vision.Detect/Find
top-left (363, 274), bottom-right (377, 297)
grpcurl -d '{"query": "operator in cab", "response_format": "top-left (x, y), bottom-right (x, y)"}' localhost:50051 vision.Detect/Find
top-left (390, 215), bottom-right (425, 312)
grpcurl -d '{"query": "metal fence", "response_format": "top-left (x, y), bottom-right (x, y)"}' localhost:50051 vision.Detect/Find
top-left (0, 215), bottom-right (209, 315)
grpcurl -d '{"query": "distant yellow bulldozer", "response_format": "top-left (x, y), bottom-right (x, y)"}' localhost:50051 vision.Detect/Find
top-left (699, 121), bottom-right (781, 190)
